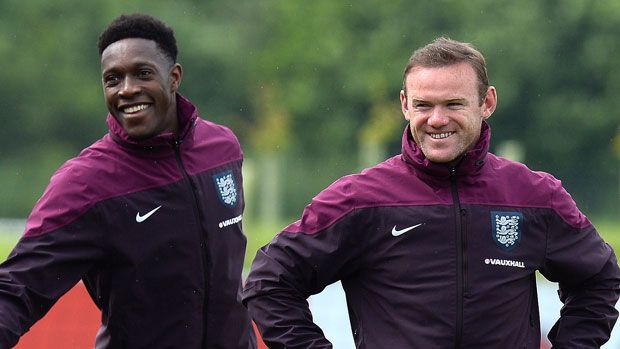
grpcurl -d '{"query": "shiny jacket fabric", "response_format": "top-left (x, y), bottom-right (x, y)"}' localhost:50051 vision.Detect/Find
top-left (243, 122), bottom-right (620, 348)
top-left (0, 95), bottom-right (256, 348)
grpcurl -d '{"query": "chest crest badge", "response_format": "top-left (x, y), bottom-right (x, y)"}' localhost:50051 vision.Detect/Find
top-left (213, 170), bottom-right (238, 208)
top-left (491, 211), bottom-right (523, 251)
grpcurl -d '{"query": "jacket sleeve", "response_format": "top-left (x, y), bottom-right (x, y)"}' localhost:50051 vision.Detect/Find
top-left (540, 182), bottom-right (620, 348)
top-left (242, 179), bottom-right (363, 348)
top-left (0, 168), bottom-right (105, 347)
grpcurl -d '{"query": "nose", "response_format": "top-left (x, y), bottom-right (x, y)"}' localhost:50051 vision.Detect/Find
top-left (118, 76), bottom-right (140, 97)
top-left (427, 106), bottom-right (449, 127)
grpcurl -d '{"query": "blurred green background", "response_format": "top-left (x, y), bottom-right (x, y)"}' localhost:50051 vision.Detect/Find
top-left (0, 0), bottom-right (619, 267)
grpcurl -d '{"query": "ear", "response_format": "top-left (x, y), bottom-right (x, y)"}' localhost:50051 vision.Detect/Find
top-left (481, 86), bottom-right (497, 120)
top-left (169, 63), bottom-right (183, 93)
top-left (400, 90), bottom-right (410, 121)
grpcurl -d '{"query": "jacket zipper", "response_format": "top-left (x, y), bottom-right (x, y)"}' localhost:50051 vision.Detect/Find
top-left (450, 166), bottom-right (464, 348)
top-left (461, 208), bottom-right (469, 296)
top-left (173, 140), bottom-right (211, 347)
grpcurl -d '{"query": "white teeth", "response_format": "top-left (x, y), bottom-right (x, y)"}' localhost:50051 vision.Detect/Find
top-left (430, 132), bottom-right (453, 139)
top-left (123, 104), bottom-right (149, 114)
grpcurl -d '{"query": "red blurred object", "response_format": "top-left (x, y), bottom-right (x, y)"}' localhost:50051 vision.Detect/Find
top-left (252, 322), bottom-right (268, 349)
top-left (14, 282), bottom-right (100, 348)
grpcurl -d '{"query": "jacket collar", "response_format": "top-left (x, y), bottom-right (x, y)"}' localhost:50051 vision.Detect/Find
top-left (401, 121), bottom-right (490, 179)
top-left (107, 93), bottom-right (198, 150)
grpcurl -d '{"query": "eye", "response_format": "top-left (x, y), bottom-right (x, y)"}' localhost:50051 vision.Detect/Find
top-left (103, 74), bottom-right (120, 87)
top-left (137, 69), bottom-right (153, 79)
top-left (447, 102), bottom-right (464, 109)
top-left (412, 102), bottom-right (431, 110)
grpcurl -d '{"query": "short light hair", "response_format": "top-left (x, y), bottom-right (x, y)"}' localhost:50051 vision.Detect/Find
top-left (402, 37), bottom-right (489, 104)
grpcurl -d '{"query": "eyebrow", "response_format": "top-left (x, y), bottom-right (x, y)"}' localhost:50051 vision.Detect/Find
top-left (446, 98), bottom-right (468, 104)
top-left (102, 62), bottom-right (158, 75)
top-left (409, 98), bottom-right (428, 104)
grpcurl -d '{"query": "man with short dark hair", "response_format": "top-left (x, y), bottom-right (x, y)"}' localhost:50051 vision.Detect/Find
top-left (0, 13), bottom-right (256, 348)
top-left (243, 37), bottom-right (620, 348)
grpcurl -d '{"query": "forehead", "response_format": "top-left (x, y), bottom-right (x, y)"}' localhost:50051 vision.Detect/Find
top-left (100, 38), bottom-right (168, 70)
top-left (404, 62), bottom-right (478, 99)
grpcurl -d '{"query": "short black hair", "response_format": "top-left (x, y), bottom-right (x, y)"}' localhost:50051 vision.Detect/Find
top-left (97, 13), bottom-right (178, 62)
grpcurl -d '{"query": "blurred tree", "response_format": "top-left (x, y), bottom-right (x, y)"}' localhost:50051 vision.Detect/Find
top-left (0, 0), bottom-right (618, 220)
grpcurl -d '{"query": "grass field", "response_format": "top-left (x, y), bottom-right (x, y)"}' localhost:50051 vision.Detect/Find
top-left (0, 234), bottom-right (19, 260)
top-left (1, 217), bottom-right (619, 270)
top-left (595, 219), bottom-right (620, 251)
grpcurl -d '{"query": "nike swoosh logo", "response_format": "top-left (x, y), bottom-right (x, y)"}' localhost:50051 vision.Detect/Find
top-left (391, 223), bottom-right (423, 237)
top-left (136, 205), bottom-right (162, 223)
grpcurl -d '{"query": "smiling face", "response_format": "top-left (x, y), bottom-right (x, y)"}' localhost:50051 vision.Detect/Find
top-left (400, 62), bottom-right (497, 164)
top-left (101, 38), bottom-right (182, 140)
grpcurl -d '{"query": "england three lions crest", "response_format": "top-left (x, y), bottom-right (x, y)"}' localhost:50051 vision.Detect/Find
top-left (491, 211), bottom-right (523, 251)
top-left (213, 170), bottom-right (238, 208)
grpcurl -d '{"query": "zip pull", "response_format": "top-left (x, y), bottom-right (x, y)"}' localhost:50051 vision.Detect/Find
top-left (173, 139), bottom-right (183, 149)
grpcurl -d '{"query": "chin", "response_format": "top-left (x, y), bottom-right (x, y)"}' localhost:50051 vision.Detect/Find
top-left (428, 158), bottom-right (452, 164)
top-left (123, 128), bottom-right (151, 140)
top-left (424, 151), bottom-right (454, 163)
top-left (427, 153), bottom-right (462, 165)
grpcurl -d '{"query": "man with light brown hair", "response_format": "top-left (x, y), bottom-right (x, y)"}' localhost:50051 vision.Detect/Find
top-left (243, 37), bottom-right (620, 348)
